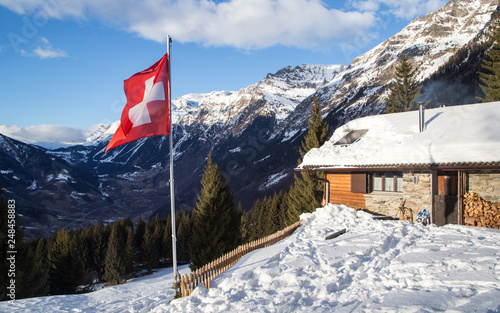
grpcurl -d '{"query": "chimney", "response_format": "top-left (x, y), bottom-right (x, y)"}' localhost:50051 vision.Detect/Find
top-left (419, 103), bottom-right (425, 132)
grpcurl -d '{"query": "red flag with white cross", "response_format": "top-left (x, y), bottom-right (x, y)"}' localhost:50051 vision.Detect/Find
top-left (105, 53), bottom-right (170, 153)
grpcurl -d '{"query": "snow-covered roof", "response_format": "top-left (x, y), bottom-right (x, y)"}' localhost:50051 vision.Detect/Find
top-left (298, 102), bottom-right (500, 170)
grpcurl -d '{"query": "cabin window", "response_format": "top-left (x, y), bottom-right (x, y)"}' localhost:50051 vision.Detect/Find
top-left (372, 172), bottom-right (403, 192)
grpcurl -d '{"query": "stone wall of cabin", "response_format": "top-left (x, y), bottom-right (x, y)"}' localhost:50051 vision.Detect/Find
top-left (402, 172), bottom-right (433, 216)
top-left (364, 193), bottom-right (402, 217)
top-left (364, 171), bottom-right (432, 220)
top-left (467, 170), bottom-right (500, 203)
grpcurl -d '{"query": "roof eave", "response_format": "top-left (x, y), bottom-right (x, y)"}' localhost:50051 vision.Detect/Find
top-left (296, 162), bottom-right (500, 172)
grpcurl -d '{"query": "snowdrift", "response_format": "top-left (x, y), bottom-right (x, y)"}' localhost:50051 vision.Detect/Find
top-left (4, 204), bottom-right (500, 312)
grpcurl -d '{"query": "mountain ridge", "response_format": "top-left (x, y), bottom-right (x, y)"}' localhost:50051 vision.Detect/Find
top-left (1, 0), bottom-right (498, 238)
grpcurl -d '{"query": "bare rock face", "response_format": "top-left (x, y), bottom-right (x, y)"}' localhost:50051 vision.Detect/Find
top-left (287, 0), bottom-right (500, 131)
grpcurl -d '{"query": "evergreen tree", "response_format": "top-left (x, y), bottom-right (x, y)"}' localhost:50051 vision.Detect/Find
top-left (91, 222), bottom-right (109, 282)
top-left (124, 226), bottom-right (136, 275)
top-left (261, 197), bottom-right (274, 236)
top-left (237, 203), bottom-right (251, 244)
top-left (74, 226), bottom-right (94, 281)
top-left (104, 224), bottom-right (126, 284)
top-left (122, 217), bottom-right (134, 230)
top-left (478, 21), bottom-right (500, 102)
top-left (142, 226), bottom-right (158, 273)
top-left (298, 96), bottom-right (329, 160)
top-left (151, 216), bottom-right (165, 265)
top-left (270, 189), bottom-right (288, 232)
top-left (385, 54), bottom-right (422, 113)
top-left (176, 211), bottom-right (192, 263)
top-left (16, 235), bottom-right (50, 299)
top-left (189, 154), bottom-right (240, 269)
top-left (31, 239), bottom-right (50, 297)
top-left (48, 228), bottom-right (84, 294)
top-left (249, 198), bottom-right (266, 240)
top-left (0, 190), bottom-right (48, 300)
top-left (286, 96), bottom-right (329, 224)
top-left (134, 217), bottom-right (146, 267)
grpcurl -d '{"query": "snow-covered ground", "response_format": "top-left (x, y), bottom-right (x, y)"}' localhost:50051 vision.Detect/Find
top-left (4, 204), bottom-right (500, 312)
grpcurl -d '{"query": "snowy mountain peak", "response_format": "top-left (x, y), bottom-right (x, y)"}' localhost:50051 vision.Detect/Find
top-left (172, 63), bottom-right (344, 132)
top-left (349, 0), bottom-right (499, 80)
top-left (84, 121), bottom-right (120, 146)
top-left (265, 64), bottom-right (345, 88)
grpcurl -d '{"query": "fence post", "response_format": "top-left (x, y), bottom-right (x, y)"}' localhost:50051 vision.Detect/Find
top-left (182, 274), bottom-right (185, 297)
top-left (207, 261), bottom-right (212, 289)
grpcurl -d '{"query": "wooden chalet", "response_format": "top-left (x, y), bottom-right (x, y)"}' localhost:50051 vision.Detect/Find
top-left (297, 102), bottom-right (500, 226)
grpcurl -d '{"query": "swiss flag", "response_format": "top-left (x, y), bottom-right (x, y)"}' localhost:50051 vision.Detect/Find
top-left (105, 53), bottom-right (170, 153)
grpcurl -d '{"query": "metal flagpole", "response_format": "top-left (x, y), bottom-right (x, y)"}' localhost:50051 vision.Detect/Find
top-left (167, 35), bottom-right (179, 289)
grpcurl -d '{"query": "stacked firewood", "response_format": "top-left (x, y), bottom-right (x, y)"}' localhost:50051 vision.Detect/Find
top-left (463, 192), bottom-right (500, 229)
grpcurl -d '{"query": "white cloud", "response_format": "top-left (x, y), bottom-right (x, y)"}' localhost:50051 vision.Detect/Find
top-left (32, 45), bottom-right (67, 58)
top-left (347, 0), bottom-right (448, 19)
top-left (0, 0), bottom-right (377, 50)
top-left (20, 37), bottom-right (68, 58)
top-left (0, 125), bottom-right (87, 144)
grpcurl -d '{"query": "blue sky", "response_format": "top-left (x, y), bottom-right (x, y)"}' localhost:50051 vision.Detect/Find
top-left (0, 0), bottom-right (447, 143)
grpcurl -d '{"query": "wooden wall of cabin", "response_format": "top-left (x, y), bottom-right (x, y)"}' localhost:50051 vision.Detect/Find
top-left (325, 173), bottom-right (366, 209)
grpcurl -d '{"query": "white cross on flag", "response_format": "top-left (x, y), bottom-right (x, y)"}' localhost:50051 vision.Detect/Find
top-left (106, 53), bottom-right (170, 153)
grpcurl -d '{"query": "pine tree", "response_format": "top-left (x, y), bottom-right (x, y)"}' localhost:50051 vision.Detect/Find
top-left (104, 224), bottom-right (126, 284)
top-left (270, 189), bottom-right (287, 232)
top-left (134, 217), bottom-right (146, 267)
top-left (74, 226), bottom-right (93, 281)
top-left (249, 198), bottom-right (266, 240)
top-left (151, 216), bottom-right (165, 265)
top-left (16, 234), bottom-right (51, 299)
top-left (91, 222), bottom-right (109, 282)
top-left (48, 228), bottom-right (84, 294)
top-left (298, 96), bottom-right (329, 160)
top-left (236, 203), bottom-right (251, 244)
top-left (385, 54), bottom-right (422, 113)
top-left (0, 194), bottom-right (48, 299)
top-left (478, 21), bottom-right (500, 102)
top-left (176, 211), bottom-right (192, 263)
top-left (31, 239), bottom-right (50, 297)
top-left (14, 237), bottom-right (50, 299)
top-left (286, 96), bottom-right (329, 224)
top-left (124, 226), bottom-right (136, 276)
top-left (189, 154), bottom-right (240, 269)
top-left (142, 226), bottom-right (158, 273)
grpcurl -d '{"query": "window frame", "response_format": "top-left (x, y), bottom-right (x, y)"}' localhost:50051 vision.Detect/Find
top-left (371, 172), bottom-right (403, 193)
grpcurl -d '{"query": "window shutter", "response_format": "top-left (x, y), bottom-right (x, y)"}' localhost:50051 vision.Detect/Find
top-left (351, 173), bottom-right (367, 193)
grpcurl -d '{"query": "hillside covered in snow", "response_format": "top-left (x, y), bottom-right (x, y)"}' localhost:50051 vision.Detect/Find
top-left (4, 205), bottom-right (500, 312)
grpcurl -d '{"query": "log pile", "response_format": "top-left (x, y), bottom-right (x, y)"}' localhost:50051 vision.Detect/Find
top-left (463, 192), bottom-right (500, 229)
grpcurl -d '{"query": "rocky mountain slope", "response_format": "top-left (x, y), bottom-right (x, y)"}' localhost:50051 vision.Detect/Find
top-left (284, 0), bottom-right (499, 133)
top-left (1, 0), bottom-right (498, 238)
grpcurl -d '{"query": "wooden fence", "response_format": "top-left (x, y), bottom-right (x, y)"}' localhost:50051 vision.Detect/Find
top-left (179, 220), bottom-right (302, 297)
